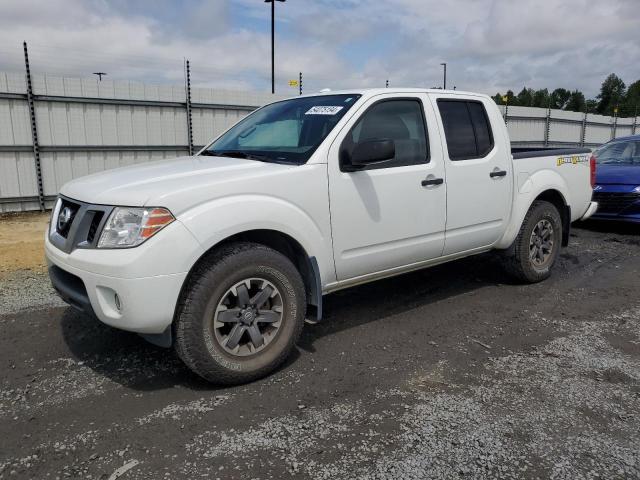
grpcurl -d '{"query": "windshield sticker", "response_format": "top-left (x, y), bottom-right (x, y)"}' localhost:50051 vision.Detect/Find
top-left (557, 154), bottom-right (589, 166)
top-left (305, 106), bottom-right (344, 115)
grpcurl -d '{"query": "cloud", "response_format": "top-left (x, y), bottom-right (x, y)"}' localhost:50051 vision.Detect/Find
top-left (0, 0), bottom-right (637, 97)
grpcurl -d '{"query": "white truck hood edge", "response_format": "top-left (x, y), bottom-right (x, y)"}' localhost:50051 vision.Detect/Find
top-left (59, 155), bottom-right (291, 208)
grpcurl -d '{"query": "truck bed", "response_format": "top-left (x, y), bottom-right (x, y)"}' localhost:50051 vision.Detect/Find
top-left (509, 146), bottom-right (594, 224)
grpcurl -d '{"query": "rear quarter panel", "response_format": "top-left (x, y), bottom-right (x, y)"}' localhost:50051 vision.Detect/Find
top-left (497, 151), bottom-right (592, 249)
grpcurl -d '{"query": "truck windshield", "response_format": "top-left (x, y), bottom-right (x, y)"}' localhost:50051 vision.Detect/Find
top-left (202, 94), bottom-right (361, 164)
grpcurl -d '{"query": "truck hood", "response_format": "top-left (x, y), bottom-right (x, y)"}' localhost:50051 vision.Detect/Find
top-left (60, 155), bottom-right (294, 211)
top-left (595, 164), bottom-right (640, 186)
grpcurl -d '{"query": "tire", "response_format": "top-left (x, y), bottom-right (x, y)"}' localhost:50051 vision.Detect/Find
top-left (175, 242), bottom-right (306, 385)
top-left (501, 200), bottom-right (562, 283)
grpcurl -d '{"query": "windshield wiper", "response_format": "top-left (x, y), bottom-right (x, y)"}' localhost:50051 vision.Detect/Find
top-left (200, 150), bottom-right (300, 165)
top-left (204, 150), bottom-right (273, 162)
top-left (198, 150), bottom-right (217, 156)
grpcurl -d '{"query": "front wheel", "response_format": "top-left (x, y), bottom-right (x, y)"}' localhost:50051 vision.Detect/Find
top-left (174, 242), bottom-right (306, 385)
top-left (501, 200), bottom-right (562, 283)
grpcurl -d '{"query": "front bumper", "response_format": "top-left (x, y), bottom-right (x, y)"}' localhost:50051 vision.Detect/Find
top-left (591, 189), bottom-right (640, 222)
top-left (45, 220), bottom-right (203, 335)
top-left (590, 212), bottom-right (640, 223)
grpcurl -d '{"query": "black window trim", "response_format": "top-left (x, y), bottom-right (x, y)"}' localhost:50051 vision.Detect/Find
top-left (436, 98), bottom-right (495, 162)
top-left (339, 96), bottom-right (431, 172)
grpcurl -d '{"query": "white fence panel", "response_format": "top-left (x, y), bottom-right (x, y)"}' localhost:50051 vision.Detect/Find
top-left (507, 118), bottom-right (546, 143)
top-left (0, 152), bottom-right (39, 208)
top-left (0, 99), bottom-right (32, 145)
top-left (616, 117), bottom-right (635, 138)
top-left (549, 110), bottom-right (584, 144)
top-left (1, 70), bottom-right (639, 212)
top-left (585, 113), bottom-right (614, 145)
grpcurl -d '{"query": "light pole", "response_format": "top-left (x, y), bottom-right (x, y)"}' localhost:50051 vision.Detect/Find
top-left (440, 63), bottom-right (446, 90)
top-left (265, 0), bottom-right (286, 94)
top-left (93, 72), bottom-right (107, 81)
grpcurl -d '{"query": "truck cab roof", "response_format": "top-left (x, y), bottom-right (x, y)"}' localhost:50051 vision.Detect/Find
top-left (295, 88), bottom-right (486, 99)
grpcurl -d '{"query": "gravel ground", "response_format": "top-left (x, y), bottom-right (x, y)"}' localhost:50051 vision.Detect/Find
top-left (0, 270), bottom-right (65, 316)
top-left (0, 222), bottom-right (639, 479)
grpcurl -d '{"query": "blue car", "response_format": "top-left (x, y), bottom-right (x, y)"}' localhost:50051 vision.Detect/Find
top-left (592, 134), bottom-right (640, 223)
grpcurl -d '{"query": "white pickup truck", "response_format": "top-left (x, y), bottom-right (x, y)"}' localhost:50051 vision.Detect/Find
top-left (46, 88), bottom-right (598, 384)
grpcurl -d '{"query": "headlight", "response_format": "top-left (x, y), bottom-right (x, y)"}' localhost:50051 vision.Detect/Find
top-left (97, 207), bottom-right (175, 248)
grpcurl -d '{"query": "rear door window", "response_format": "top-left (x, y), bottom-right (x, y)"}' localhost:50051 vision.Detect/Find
top-left (437, 100), bottom-right (494, 160)
top-left (467, 102), bottom-right (493, 156)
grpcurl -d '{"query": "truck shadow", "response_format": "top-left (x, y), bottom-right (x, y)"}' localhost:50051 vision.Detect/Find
top-left (298, 253), bottom-right (508, 353)
top-left (59, 252), bottom-right (511, 392)
top-left (58, 308), bottom-right (212, 391)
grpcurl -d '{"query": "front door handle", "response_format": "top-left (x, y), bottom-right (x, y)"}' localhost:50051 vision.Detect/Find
top-left (421, 177), bottom-right (444, 186)
top-left (490, 169), bottom-right (507, 178)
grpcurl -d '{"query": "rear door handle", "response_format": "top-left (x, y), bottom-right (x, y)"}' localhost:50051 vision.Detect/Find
top-left (421, 177), bottom-right (444, 186)
top-left (490, 170), bottom-right (507, 178)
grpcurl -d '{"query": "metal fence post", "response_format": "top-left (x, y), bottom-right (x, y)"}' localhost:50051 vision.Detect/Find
top-left (543, 105), bottom-right (551, 147)
top-left (580, 112), bottom-right (587, 147)
top-left (504, 102), bottom-right (508, 125)
top-left (23, 41), bottom-right (45, 212)
top-left (185, 60), bottom-right (194, 156)
top-left (632, 106), bottom-right (637, 136)
top-left (299, 72), bottom-right (302, 96)
top-left (611, 106), bottom-right (618, 140)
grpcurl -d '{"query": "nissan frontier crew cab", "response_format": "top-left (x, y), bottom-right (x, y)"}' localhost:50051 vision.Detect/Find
top-left (46, 88), bottom-right (598, 384)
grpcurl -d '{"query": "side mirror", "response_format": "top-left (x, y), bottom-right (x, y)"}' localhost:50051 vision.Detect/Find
top-left (350, 139), bottom-right (395, 168)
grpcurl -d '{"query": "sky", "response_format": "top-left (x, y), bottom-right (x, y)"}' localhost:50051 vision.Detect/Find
top-left (0, 0), bottom-right (638, 97)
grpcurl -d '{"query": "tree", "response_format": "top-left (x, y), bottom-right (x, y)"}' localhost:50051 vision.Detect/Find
top-left (532, 88), bottom-right (550, 108)
top-left (623, 80), bottom-right (640, 117)
top-left (493, 90), bottom-right (517, 105)
top-left (550, 88), bottom-right (571, 109)
top-left (596, 73), bottom-right (626, 115)
top-left (586, 99), bottom-right (598, 114)
top-left (516, 87), bottom-right (534, 107)
top-left (491, 74), bottom-right (640, 117)
top-left (564, 90), bottom-right (586, 112)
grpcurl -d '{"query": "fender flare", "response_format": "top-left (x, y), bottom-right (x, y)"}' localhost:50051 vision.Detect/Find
top-left (496, 169), bottom-right (571, 250)
top-left (176, 195), bottom-right (332, 324)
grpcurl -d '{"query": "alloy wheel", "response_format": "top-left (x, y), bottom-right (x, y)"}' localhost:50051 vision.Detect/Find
top-left (529, 219), bottom-right (554, 268)
top-left (212, 278), bottom-right (283, 357)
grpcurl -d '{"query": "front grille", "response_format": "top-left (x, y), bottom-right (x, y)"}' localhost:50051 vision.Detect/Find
top-left (56, 199), bottom-right (81, 238)
top-left (49, 196), bottom-right (113, 253)
top-left (593, 192), bottom-right (640, 214)
top-left (87, 211), bottom-right (104, 243)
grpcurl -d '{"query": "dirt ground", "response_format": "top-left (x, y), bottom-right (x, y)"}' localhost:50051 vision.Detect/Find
top-left (0, 220), bottom-right (639, 479)
top-left (0, 212), bottom-right (49, 276)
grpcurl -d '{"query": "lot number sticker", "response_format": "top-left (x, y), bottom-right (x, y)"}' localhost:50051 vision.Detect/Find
top-left (305, 106), bottom-right (344, 115)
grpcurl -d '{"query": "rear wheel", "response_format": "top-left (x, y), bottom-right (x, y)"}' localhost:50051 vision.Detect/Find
top-left (175, 242), bottom-right (306, 385)
top-left (502, 200), bottom-right (562, 283)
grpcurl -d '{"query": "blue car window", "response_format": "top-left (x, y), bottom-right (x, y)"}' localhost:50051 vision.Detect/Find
top-left (596, 140), bottom-right (640, 165)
